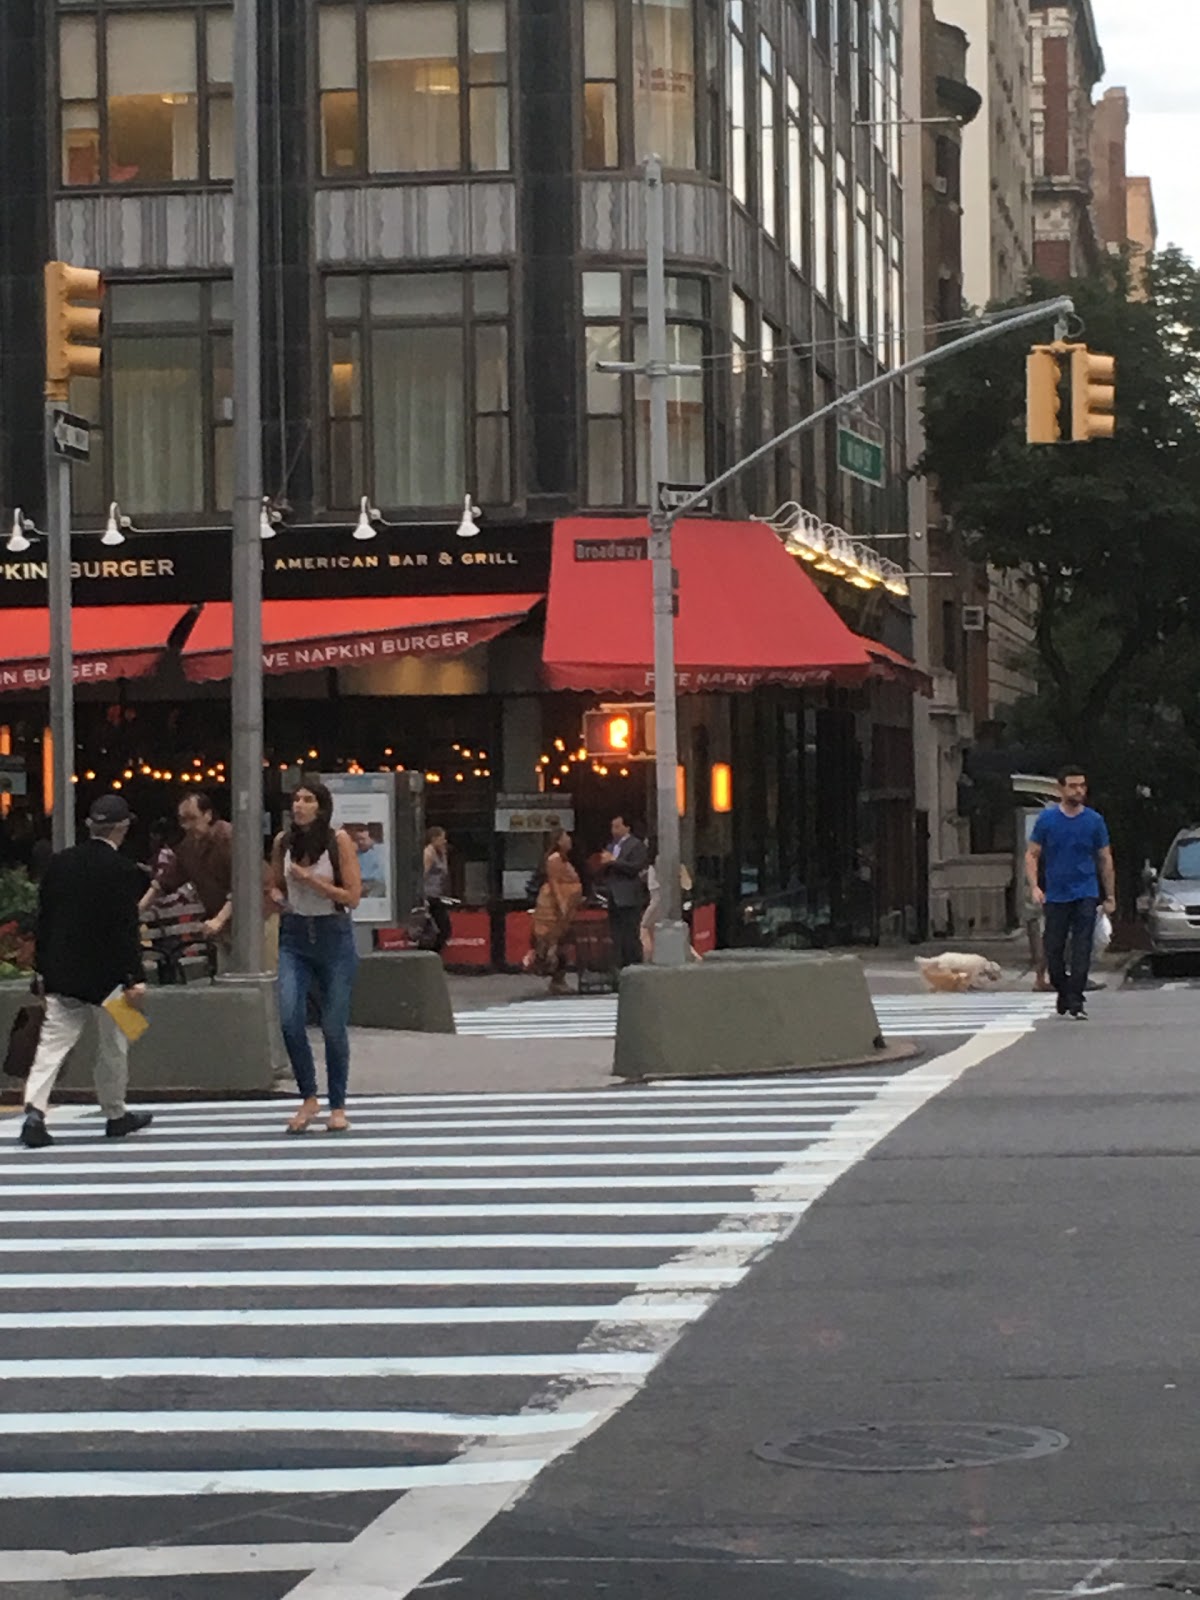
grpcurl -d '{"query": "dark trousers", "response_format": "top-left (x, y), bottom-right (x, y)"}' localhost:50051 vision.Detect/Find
top-left (608, 904), bottom-right (644, 969)
top-left (1043, 897), bottom-right (1098, 1013)
top-left (428, 897), bottom-right (452, 954)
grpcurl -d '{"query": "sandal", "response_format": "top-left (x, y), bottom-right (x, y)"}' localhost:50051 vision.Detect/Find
top-left (326, 1111), bottom-right (351, 1134)
top-left (285, 1099), bottom-right (321, 1136)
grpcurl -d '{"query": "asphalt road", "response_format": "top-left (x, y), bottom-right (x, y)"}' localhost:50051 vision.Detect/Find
top-left (427, 984), bottom-right (1200, 1600)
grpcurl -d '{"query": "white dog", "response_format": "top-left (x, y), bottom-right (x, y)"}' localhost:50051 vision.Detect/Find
top-left (915, 953), bottom-right (1004, 992)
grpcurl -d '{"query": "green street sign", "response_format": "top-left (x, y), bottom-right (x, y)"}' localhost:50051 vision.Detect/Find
top-left (837, 426), bottom-right (885, 487)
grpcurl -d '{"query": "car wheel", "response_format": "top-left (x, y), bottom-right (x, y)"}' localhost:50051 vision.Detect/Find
top-left (1149, 954), bottom-right (1173, 978)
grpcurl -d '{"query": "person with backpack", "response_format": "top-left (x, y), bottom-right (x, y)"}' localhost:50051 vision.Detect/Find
top-left (270, 780), bottom-right (362, 1134)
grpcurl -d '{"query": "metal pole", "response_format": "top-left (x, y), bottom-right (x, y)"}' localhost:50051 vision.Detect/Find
top-left (229, 0), bottom-right (264, 976)
top-left (45, 410), bottom-right (74, 851)
top-left (644, 156), bottom-right (688, 968)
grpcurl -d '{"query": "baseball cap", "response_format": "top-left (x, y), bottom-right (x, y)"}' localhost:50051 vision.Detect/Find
top-left (88, 794), bottom-right (134, 826)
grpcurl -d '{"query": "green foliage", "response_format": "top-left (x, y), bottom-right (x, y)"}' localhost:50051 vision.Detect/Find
top-left (0, 868), bottom-right (37, 926)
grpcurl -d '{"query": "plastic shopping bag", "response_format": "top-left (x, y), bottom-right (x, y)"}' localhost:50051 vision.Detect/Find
top-left (1093, 910), bottom-right (1113, 958)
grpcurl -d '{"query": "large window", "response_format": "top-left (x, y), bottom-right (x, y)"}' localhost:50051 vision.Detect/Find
top-left (812, 116), bottom-right (830, 300)
top-left (324, 270), bottom-right (513, 509)
top-left (582, 271), bottom-right (707, 508)
top-left (59, 8), bottom-right (233, 187)
top-left (759, 35), bottom-right (778, 240)
top-left (319, 0), bottom-right (509, 177)
top-left (835, 152), bottom-right (851, 322)
top-left (70, 281), bottom-right (232, 518)
top-left (582, 0), bottom-right (697, 171)
top-left (786, 76), bottom-right (804, 273)
top-left (728, 1), bottom-right (748, 204)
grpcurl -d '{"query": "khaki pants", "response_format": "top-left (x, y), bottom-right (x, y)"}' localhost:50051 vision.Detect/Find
top-left (25, 995), bottom-right (129, 1120)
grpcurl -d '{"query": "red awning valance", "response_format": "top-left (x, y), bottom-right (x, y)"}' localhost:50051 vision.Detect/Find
top-left (0, 605), bottom-right (190, 694)
top-left (181, 595), bottom-right (542, 683)
top-left (858, 638), bottom-right (932, 696)
top-left (543, 517), bottom-right (881, 693)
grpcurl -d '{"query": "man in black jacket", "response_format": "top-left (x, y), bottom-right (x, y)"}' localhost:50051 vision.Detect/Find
top-left (600, 814), bottom-right (649, 969)
top-left (19, 795), bottom-right (152, 1150)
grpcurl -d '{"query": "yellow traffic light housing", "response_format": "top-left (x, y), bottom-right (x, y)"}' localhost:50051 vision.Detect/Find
top-left (1069, 345), bottom-right (1116, 442)
top-left (44, 260), bottom-right (103, 402)
top-left (1026, 345), bottom-right (1064, 444)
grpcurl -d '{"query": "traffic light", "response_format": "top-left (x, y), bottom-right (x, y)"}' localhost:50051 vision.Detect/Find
top-left (44, 260), bottom-right (103, 403)
top-left (1026, 345), bottom-right (1064, 444)
top-left (1069, 345), bottom-right (1116, 442)
top-left (582, 705), bottom-right (657, 762)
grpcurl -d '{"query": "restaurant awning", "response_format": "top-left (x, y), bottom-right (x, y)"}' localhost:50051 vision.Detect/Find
top-left (181, 595), bottom-right (543, 683)
top-left (857, 638), bottom-right (933, 696)
top-left (0, 605), bottom-right (191, 694)
top-left (543, 517), bottom-right (884, 693)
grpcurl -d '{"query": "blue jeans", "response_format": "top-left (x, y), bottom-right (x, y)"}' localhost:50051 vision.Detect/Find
top-left (278, 913), bottom-right (358, 1109)
top-left (1043, 897), bottom-right (1098, 1014)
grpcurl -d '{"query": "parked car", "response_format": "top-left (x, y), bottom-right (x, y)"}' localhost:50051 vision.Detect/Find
top-left (1146, 829), bottom-right (1200, 973)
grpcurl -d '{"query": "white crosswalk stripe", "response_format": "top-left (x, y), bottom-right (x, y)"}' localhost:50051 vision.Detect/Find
top-left (0, 1062), bottom-right (987, 1590)
top-left (454, 992), bottom-right (1058, 1040)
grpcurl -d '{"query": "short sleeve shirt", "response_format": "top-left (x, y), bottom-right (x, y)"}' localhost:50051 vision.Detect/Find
top-left (1031, 805), bottom-right (1109, 902)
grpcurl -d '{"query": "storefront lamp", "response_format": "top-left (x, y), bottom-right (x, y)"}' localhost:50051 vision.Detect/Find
top-left (102, 502), bottom-right (129, 548)
top-left (6, 509), bottom-right (34, 554)
top-left (676, 764), bottom-right (687, 817)
top-left (711, 762), bottom-right (733, 814)
top-left (456, 495), bottom-right (482, 539)
top-left (260, 498), bottom-right (282, 541)
top-left (354, 496), bottom-right (382, 541)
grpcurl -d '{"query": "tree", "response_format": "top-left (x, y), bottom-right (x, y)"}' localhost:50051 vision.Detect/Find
top-left (920, 251), bottom-right (1200, 752)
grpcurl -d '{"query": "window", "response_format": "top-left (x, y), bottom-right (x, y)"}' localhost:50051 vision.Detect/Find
top-left (786, 76), bottom-right (803, 272)
top-left (890, 231), bottom-right (903, 365)
top-left (582, 271), bottom-right (708, 508)
top-left (759, 36), bottom-right (777, 239)
top-left (324, 270), bottom-right (513, 508)
top-left (835, 153), bottom-right (850, 321)
top-left (731, 289), bottom-right (750, 473)
top-left (583, 0), bottom-right (618, 169)
top-left (729, 2), bottom-right (748, 204)
top-left (59, 8), bottom-right (233, 187)
top-left (71, 281), bottom-right (231, 517)
top-left (855, 182), bottom-right (870, 340)
top-left (875, 207), bottom-right (888, 365)
top-left (318, 1), bottom-right (510, 177)
top-left (634, 0), bottom-right (697, 169)
top-left (812, 117), bottom-right (829, 300)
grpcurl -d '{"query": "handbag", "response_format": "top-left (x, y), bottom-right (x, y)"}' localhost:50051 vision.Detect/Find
top-left (405, 900), bottom-right (439, 950)
top-left (3, 981), bottom-right (45, 1082)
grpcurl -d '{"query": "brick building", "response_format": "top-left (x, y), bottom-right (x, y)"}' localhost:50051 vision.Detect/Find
top-left (1029, 0), bottom-right (1104, 281)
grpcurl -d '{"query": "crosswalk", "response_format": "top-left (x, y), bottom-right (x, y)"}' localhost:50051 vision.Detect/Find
top-left (0, 1072), bottom-right (947, 1592)
top-left (455, 992), bottom-right (1058, 1040)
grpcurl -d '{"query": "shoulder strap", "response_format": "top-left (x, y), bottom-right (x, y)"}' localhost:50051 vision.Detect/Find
top-left (329, 830), bottom-right (344, 889)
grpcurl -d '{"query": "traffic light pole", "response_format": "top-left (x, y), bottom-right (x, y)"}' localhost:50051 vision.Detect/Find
top-left (644, 157), bottom-right (689, 968)
top-left (228, 0), bottom-right (265, 976)
top-left (44, 408), bottom-right (74, 851)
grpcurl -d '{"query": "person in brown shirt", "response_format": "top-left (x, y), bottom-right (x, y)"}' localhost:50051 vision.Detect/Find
top-left (140, 791), bottom-right (233, 947)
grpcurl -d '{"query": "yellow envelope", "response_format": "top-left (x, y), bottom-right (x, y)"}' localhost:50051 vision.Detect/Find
top-left (103, 991), bottom-right (149, 1043)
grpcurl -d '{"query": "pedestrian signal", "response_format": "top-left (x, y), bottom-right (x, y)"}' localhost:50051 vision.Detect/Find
top-left (583, 705), bottom-right (657, 762)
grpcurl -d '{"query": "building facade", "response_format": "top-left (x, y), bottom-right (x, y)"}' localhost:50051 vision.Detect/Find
top-left (1091, 86), bottom-right (1157, 295)
top-left (0, 0), bottom-right (925, 952)
top-left (1029, 0), bottom-right (1103, 282)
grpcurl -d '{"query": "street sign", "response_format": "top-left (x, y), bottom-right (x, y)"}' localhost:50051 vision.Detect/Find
top-left (657, 481), bottom-right (712, 514)
top-left (574, 536), bottom-right (648, 563)
top-left (51, 409), bottom-right (91, 463)
top-left (837, 426), bottom-right (884, 487)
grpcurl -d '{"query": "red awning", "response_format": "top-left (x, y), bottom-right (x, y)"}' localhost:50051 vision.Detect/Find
top-left (859, 638), bottom-right (933, 696)
top-left (0, 605), bottom-right (189, 694)
top-left (181, 595), bottom-right (542, 683)
top-left (543, 517), bottom-right (879, 693)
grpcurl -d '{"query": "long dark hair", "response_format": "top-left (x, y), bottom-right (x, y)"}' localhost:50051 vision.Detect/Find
top-left (288, 779), bottom-right (336, 866)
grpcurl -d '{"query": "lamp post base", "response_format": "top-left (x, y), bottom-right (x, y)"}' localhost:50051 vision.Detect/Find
top-left (651, 921), bottom-right (691, 969)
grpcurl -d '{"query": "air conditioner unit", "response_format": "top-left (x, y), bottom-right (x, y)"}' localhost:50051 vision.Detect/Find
top-left (932, 175), bottom-right (950, 195)
top-left (962, 605), bottom-right (985, 632)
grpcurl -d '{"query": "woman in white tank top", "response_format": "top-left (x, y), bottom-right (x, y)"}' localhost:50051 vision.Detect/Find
top-left (270, 781), bottom-right (362, 1134)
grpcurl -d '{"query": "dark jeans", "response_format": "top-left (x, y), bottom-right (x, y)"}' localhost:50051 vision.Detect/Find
top-left (278, 913), bottom-right (358, 1109)
top-left (428, 897), bottom-right (452, 954)
top-left (1043, 897), bottom-right (1098, 1013)
top-left (608, 903), bottom-right (644, 969)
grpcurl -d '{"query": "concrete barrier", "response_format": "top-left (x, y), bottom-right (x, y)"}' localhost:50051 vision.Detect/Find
top-left (349, 952), bottom-right (455, 1034)
top-left (2, 981), bottom-right (279, 1096)
top-left (613, 952), bottom-right (884, 1080)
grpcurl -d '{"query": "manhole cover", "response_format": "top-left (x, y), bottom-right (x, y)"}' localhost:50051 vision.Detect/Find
top-left (754, 1422), bottom-right (1069, 1473)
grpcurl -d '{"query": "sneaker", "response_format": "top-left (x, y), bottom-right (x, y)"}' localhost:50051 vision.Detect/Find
top-left (18, 1112), bottom-right (53, 1150)
top-left (1069, 1006), bottom-right (1089, 1022)
top-left (105, 1111), bottom-right (154, 1139)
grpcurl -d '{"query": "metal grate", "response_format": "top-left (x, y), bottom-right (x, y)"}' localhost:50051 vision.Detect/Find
top-left (754, 1422), bottom-right (1069, 1474)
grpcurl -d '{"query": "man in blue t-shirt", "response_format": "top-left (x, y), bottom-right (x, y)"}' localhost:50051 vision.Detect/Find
top-left (1025, 766), bottom-right (1115, 1019)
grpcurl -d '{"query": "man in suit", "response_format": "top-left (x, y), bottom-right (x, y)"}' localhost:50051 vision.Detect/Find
top-left (600, 814), bottom-right (649, 969)
top-left (19, 794), bottom-right (153, 1150)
